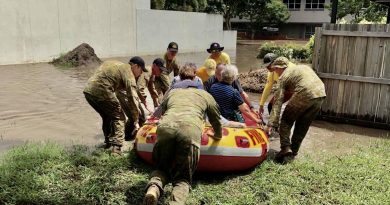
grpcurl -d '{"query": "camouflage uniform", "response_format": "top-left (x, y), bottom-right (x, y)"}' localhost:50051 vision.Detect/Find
top-left (268, 58), bottom-right (326, 154)
top-left (138, 67), bottom-right (152, 103)
top-left (148, 54), bottom-right (180, 107)
top-left (83, 61), bottom-right (139, 147)
top-left (164, 53), bottom-right (180, 77)
top-left (147, 89), bottom-right (222, 205)
top-left (148, 72), bottom-right (170, 107)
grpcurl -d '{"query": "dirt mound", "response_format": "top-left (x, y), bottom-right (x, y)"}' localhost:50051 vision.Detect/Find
top-left (51, 43), bottom-right (102, 67)
top-left (238, 68), bottom-right (269, 93)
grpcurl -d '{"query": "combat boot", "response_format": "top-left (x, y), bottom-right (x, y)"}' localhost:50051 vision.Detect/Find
top-left (143, 184), bottom-right (160, 205)
top-left (111, 145), bottom-right (122, 156)
top-left (275, 146), bottom-right (293, 164)
top-left (170, 181), bottom-right (190, 205)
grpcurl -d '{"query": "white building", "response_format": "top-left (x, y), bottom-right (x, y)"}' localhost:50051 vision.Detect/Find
top-left (232, 0), bottom-right (331, 39)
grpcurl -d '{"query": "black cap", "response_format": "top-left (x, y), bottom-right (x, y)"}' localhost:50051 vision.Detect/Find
top-left (129, 56), bottom-right (147, 72)
top-left (153, 58), bottom-right (167, 72)
top-left (167, 42), bottom-right (178, 52)
top-left (263, 53), bottom-right (278, 67)
top-left (207, 42), bottom-right (224, 53)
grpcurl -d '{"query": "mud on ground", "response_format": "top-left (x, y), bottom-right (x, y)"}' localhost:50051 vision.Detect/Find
top-left (51, 43), bottom-right (102, 67)
top-left (238, 68), bottom-right (270, 93)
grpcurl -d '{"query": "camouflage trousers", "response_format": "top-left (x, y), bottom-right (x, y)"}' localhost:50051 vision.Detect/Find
top-left (146, 122), bottom-right (201, 205)
top-left (279, 97), bottom-right (325, 154)
top-left (84, 92), bottom-right (125, 147)
top-left (116, 91), bottom-right (145, 140)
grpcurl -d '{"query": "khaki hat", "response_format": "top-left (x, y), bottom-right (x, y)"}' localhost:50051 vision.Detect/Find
top-left (271, 57), bottom-right (289, 68)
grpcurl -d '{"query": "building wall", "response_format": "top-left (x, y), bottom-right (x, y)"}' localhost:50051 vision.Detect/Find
top-left (0, 0), bottom-right (236, 65)
top-left (288, 0), bottom-right (331, 23)
top-left (230, 0), bottom-right (330, 39)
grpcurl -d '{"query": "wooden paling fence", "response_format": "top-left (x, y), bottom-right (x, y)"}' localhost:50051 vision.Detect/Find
top-left (312, 23), bottom-right (390, 129)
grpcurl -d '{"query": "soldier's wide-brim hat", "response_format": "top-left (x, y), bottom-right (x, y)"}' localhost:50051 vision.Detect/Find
top-left (271, 57), bottom-right (289, 68)
top-left (207, 42), bottom-right (224, 53)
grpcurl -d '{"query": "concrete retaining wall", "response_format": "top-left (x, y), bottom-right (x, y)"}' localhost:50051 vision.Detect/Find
top-left (136, 9), bottom-right (236, 55)
top-left (0, 0), bottom-right (137, 65)
top-left (0, 0), bottom-right (236, 65)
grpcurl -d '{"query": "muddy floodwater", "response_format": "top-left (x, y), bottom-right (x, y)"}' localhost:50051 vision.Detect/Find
top-left (0, 44), bottom-right (389, 155)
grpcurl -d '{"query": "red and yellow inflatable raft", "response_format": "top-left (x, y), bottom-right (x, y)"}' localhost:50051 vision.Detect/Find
top-left (135, 120), bottom-right (269, 172)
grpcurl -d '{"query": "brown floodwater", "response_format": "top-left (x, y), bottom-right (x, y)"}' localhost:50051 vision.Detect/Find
top-left (0, 44), bottom-right (389, 156)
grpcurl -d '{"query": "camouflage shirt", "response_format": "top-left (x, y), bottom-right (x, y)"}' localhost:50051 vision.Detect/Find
top-left (158, 89), bottom-right (222, 141)
top-left (164, 53), bottom-right (180, 76)
top-left (268, 65), bottom-right (326, 127)
top-left (83, 60), bottom-right (140, 122)
top-left (136, 67), bottom-right (151, 104)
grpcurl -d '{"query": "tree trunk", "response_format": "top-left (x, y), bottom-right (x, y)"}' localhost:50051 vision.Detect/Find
top-left (226, 17), bottom-right (231, 30)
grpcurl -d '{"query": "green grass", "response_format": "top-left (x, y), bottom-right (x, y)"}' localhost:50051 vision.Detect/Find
top-left (50, 53), bottom-right (76, 69)
top-left (0, 140), bottom-right (389, 205)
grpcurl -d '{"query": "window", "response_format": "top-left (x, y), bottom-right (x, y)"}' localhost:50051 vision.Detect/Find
top-left (305, 25), bottom-right (316, 39)
top-left (305, 0), bottom-right (325, 10)
top-left (283, 0), bottom-right (301, 10)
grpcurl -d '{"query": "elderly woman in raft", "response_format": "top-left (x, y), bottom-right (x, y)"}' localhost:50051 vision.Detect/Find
top-left (209, 64), bottom-right (262, 124)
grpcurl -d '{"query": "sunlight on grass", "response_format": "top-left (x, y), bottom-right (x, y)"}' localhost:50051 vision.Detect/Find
top-left (0, 140), bottom-right (389, 204)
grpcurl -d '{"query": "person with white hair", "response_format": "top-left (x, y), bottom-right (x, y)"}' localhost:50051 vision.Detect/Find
top-left (204, 64), bottom-right (256, 113)
top-left (209, 65), bottom-right (261, 124)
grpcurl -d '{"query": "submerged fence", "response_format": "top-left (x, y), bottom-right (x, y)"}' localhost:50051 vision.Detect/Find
top-left (312, 23), bottom-right (390, 129)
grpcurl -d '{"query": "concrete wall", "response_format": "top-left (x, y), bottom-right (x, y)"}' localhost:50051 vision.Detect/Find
top-left (0, 0), bottom-right (137, 65)
top-left (0, 0), bottom-right (236, 65)
top-left (136, 10), bottom-right (236, 55)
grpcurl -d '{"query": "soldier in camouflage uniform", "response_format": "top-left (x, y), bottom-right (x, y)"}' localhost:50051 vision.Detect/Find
top-left (143, 88), bottom-right (222, 205)
top-left (148, 58), bottom-right (171, 107)
top-left (83, 59), bottom-right (144, 155)
top-left (116, 57), bottom-right (151, 141)
top-left (265, 57), bottom-right (326, 163)
top-left (148, 42), bottom-right (180, 108)
top-left (165, 42), bottom-right (181, 76)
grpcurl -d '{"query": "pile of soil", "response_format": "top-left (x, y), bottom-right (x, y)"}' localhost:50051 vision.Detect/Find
top-left (51, 43), bottom-right (102, 67)
top-left (238, 68), bottom-right (269, 93)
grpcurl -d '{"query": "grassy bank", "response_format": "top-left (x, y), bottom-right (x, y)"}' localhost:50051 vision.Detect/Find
top-left (1, 140), bottom-right (389, 205)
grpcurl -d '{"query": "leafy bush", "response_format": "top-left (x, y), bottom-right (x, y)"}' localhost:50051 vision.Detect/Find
top-left (257, 39), bottom-right (315, 62)
top-left (305, 35), bottom-right (315, 62)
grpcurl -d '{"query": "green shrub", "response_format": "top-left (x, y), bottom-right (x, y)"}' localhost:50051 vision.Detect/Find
top-left (305, 35), bottom-right (315, 62)
top-left (257, 40), bottom-right (315, 62)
